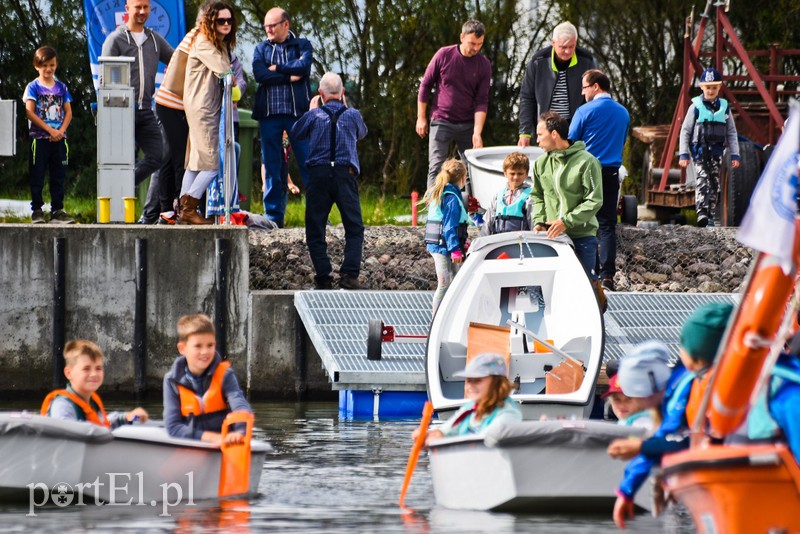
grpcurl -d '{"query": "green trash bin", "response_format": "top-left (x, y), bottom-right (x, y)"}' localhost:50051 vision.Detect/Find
top-left (237, 108), bottom-right (259, 212)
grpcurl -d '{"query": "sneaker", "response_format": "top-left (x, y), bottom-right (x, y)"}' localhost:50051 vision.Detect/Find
top-left (136, 215), bottom-right (158, 225)
top-left (339, 274), bottom-right (362, 290)
top-left (601, 278), bottom-right (615, 292)
top-left (31, 210), bottom-right (45, 224)
top-left (314, 276), bottom-right (333, 290)
top-left (696, 215), bottom-right (708, 228)
top-left (50, 210), bottom-right (75, 224)
top-left (158, 211), bottom-right (177, 225)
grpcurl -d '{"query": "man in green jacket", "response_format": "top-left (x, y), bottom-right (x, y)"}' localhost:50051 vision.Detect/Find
top-left (531, 111), bottom-right (604, 305)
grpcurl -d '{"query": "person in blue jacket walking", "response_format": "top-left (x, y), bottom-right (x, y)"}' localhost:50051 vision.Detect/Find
top-left (421, 159), bottom-right (469, 314)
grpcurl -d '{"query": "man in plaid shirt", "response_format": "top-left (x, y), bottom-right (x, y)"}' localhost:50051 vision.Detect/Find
top-left (291, 72), bottom-right (368, 290)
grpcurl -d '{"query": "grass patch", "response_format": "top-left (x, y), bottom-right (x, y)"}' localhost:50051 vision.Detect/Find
top-left (1, 187), bottom-right (419, 227)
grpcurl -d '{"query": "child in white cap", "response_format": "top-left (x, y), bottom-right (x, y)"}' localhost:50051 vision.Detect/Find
top-left (414, 353), bottom-right (522, 445)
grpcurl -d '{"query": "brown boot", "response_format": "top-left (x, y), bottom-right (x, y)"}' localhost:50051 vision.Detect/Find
top-left (593, 279), bottom-right (608, 314)
top-left (177, 195), bottom-right (212, 225)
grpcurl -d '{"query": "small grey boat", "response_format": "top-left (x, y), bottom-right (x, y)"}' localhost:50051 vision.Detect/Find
top-left (0, 412), bottom-right (270, 503)
top-left (428, 419), bottom-right (652, 512)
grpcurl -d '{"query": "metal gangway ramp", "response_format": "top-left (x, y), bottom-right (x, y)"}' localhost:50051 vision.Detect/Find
top-left (294, 291), bottom-right (737, 392)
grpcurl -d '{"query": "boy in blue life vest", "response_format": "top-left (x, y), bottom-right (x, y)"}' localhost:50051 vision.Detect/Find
top-left (481, 152), bottom-right (534, 235)
top-left (678, 67), bottom-right (740, 228)
top-left (42, 339), bottom-right (149, 428)
top-left (607, 302), bottom-right (733, 529)
top-left (163, 314), bottom-right (252, 445)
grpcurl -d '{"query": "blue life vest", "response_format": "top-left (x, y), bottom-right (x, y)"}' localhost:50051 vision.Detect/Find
top-left (425, 188), bottom-right (468, 249)
top-left (492, 187), bottom-right (531, 234)
top-left (747, 360), bottom-right (800, 441)
top-left (692, 96), bottom-right (729, 151)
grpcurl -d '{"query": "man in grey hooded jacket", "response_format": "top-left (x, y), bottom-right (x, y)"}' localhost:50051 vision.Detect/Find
top-left (102, 0), bottom-right (173, 188)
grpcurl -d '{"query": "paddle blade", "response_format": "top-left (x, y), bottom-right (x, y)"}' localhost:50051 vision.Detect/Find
top-left (399, 401), bottom-right (434, 507)
top-left (218, 411), bottom-right (254, 497)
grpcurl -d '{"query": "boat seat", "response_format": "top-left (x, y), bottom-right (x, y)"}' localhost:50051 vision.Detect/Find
top-left (545, 358), bottom-right (585, 394)
top-left (467, 322), bottom-right (510, 376)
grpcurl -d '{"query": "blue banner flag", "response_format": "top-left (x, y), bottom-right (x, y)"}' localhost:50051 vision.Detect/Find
top-left (82, 0), bottom-right (186, 90)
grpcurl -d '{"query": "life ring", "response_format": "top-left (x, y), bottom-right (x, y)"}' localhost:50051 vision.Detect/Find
top-left (707, 222), bottom-right (800, 437)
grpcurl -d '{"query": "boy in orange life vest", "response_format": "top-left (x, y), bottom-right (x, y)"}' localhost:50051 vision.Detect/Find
top-left (42, 339), bottom-right (149, 427)
top-left (162, 314), bottom-right (252, 445)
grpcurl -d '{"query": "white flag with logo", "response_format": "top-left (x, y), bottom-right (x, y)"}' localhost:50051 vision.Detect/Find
top-left (737, 103), bottom-right (799, 271)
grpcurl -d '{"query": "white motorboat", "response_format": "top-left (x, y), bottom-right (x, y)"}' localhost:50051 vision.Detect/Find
top-left (426, 231), bottom-right (604, 420)
top-left (463, 145), bottom-right (544, 210)
top-left (0, 412), bottom-right (270, 504)
top-left (428, 419), bottom-right (651, 512)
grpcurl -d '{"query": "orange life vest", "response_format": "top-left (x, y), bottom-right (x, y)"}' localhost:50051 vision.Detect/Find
top-left (178, 361), bottom-right (231, 417)
top-left (40, 389), bottom-right (111, 428)
top-left (686, 371), bottom-right (713, 429)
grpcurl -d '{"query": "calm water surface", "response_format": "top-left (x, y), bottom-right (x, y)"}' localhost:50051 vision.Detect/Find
top-left (0, 401), bottom-right (694, 533)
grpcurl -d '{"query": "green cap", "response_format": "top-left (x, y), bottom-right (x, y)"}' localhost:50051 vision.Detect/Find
top-left (680, 302), bottom-right (734, 362)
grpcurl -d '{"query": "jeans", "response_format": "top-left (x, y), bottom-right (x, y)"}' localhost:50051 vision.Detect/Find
top-left (134, 108), bottom-right (165, 186)
top-left (305, 165), bottom-right (364, 280)
top-left (427, 120), bottom-right (474, 190)
top-left (572, 235), bottom-right (599, 281)
top-left (156, 104), bottom-right (188, 211)
top-left (259, 115), bottom-right (309, 227)
top-left (596, 167), bottom-right (620, 280)
top-left (29, 138), bottom-right (67, 212)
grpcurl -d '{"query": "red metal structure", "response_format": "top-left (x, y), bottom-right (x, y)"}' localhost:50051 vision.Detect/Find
top-left (639, 0), bottom-right (800, 225)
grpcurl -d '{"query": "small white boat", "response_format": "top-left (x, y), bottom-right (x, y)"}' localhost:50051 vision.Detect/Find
top-left (427, 231), bottom-right (604, 420)
top-left (428, 420), bottom-right (651, 512)
top-left (0, 412), bottom-right (270, 503)
top-left (464, 146), bottom-right (545, 210)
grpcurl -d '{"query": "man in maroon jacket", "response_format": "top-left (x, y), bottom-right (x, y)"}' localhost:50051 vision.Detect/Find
top-left (417, 20), bottom-right (492, 189)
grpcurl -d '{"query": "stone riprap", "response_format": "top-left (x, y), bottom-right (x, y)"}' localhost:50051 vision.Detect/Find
top-left (249, 225), bottom-right (755, 293)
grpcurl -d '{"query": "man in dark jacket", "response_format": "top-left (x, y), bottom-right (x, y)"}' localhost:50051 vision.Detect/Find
top-left (517, 21), bottom-right (595, 146)
top-left (252, 7), bottom-right (313, 228)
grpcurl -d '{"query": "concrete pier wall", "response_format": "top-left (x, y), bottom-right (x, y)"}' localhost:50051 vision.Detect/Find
top-left (0, 225), bottom-right (333, 402)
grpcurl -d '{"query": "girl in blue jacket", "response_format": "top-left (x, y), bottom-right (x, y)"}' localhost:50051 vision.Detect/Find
top-left (421, 159), bottom-right (469, 314)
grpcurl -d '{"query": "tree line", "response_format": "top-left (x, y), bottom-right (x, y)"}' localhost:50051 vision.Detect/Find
top-left (1, 0), bottom-right (798, 199)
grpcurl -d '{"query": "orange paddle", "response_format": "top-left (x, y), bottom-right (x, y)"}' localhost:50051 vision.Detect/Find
top-left (218, 411), bottom-right (254, 497)
top-left (399, 401), bottom-right (434, 508)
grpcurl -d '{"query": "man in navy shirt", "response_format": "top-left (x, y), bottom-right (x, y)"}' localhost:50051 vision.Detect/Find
top-left (568, 69), bottom-right (630, 291)
top-left (252, 7), bottom-right (313, 228)
top-left (291, 72), bottom-right (368, 290)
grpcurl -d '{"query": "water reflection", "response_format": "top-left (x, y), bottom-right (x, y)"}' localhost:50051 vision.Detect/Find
top-left (0, 401), bottom-right (693, 533)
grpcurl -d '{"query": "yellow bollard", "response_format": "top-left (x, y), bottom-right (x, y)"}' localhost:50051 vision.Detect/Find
top-left (98, 197), bottom-right (111, 223)
top-left (123, 197), bottom-right (136, 224)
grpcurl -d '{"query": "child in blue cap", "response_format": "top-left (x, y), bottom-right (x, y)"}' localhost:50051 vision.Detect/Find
top-left (678, 67), bottom-right (740, 227)
top-left (414, 353), bottom-right (522, 444)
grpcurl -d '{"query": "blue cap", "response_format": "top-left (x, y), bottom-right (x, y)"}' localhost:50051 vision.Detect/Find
top-left (455, 353), bottom-right (508, 378)
top-left (617, 341), bottom-right (672, 398)
top-left (699, 68), bottom-right (722, 84)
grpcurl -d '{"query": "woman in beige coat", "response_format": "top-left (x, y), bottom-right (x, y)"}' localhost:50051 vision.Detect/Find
top-left (178, 1), bottom-right (236, 225)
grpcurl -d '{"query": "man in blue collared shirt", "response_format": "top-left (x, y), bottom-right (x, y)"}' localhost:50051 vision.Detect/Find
top-left (252, 7), bottom-right (313, 228)
top-left (568, 69), bottom-right (630, 292)
top-left (291, 72), bottom-right (368, 290)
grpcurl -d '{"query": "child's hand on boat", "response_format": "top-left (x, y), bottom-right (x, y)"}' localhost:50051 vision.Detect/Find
top-left (613, 491), bottom-right (635, 529)
top-left (223, 431), bottom-right (246, 445)
top-left (607, 437), bottom-right (642, 460)
top-left (411, 427), bottom-right (444, 446)
top-left (125, 407), bottom-right (149, 424)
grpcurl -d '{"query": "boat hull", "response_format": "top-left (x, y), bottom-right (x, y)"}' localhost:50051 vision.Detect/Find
top-left (0, 413), bottom-right (269, 503)
top-left (427, 232), bottom-right (605, 419)
top-left (663, 444), bottom-right (800, 534)
top-left (428, 420), bottom-right (651, 512)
